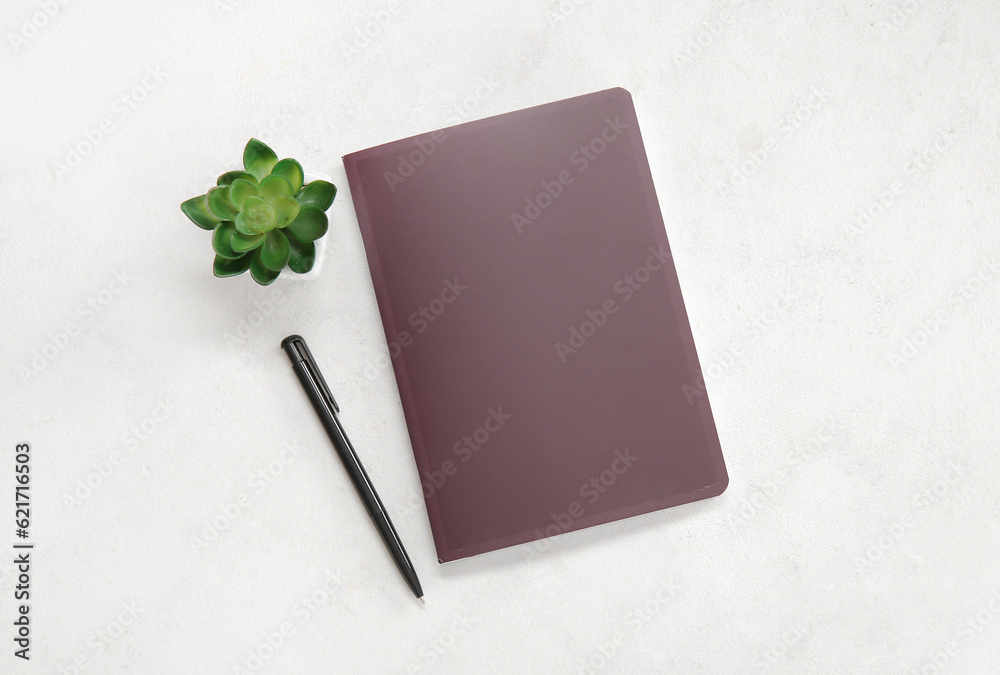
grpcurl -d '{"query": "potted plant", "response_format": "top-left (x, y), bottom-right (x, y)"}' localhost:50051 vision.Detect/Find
top-left (181, 139), bottom-right (336, 285)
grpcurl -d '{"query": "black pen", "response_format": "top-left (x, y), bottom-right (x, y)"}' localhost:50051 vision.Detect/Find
top-left (281, 335), bottom-right (424, 603)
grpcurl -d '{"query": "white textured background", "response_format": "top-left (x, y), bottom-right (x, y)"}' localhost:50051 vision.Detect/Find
top-left (2, 0), bottom-right (999, 673)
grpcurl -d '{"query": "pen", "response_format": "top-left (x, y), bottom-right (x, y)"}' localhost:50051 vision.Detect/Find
top-left (280, 335), bottom-right (424, 603)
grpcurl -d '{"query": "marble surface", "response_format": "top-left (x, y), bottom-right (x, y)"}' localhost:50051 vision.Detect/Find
top-left (3, 0), bottom-right (999, 673)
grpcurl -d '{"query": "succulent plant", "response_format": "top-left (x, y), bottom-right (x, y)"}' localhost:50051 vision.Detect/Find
top-left (181, 139), bottom-right (336, 285)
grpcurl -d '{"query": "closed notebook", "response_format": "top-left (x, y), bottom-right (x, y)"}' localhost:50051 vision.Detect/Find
top-left (343, 88), bottom-right (727, 563)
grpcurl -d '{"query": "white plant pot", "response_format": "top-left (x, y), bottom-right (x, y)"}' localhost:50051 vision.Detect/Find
top-left (278, 171), bottom-right (329, 284)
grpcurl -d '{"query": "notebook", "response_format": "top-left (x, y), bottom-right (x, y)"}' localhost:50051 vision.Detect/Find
top-left (343, 88), bottom-right (728, 563)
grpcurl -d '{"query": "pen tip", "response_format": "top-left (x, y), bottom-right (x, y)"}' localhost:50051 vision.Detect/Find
top-left (419, 596), bottom-right (426, 605)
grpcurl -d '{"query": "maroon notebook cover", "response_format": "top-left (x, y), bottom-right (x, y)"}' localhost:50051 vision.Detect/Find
top-left (344, 88), bottom-right (727, 563)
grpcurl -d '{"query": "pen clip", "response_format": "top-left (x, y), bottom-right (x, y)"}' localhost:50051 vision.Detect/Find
top-left (283, 335), bottom-right (340, 414)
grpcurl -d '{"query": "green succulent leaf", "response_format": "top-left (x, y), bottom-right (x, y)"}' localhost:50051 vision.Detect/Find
top-left (212, 222), bottom-right (241, 259)
top-left (231, 231), bottom-right (265, 252)
top-left (213, 253), bottom-right (253, 278)
top-left (235, 196), bottom-right (277, 235)
top-left (207, 185), bottom-right (240, 220)
top-left (250, 249), bottom-right (280, 285)
top-left (244, 138), bottom-right (278, 182)
top-left (181, 194), bottom-right (221, 230)
top-left (296, 180), bottom-right (337, 212)
top-left (217, 170), bottom-right (257, 186)
top-left (260, 175), bottom-right (293, 201)
top-left (230, 178), bottom-right (262, 210)
top-left (260, 229), bottom-right (291, 271)
top-left (270, 159), bottom-right (304, 194)
top-left (287, 237), bottom-right (316, 274)
top-left (271, 196), bottom-right (300, 228)
top-left (285, 207), bottom-right (328, 243)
